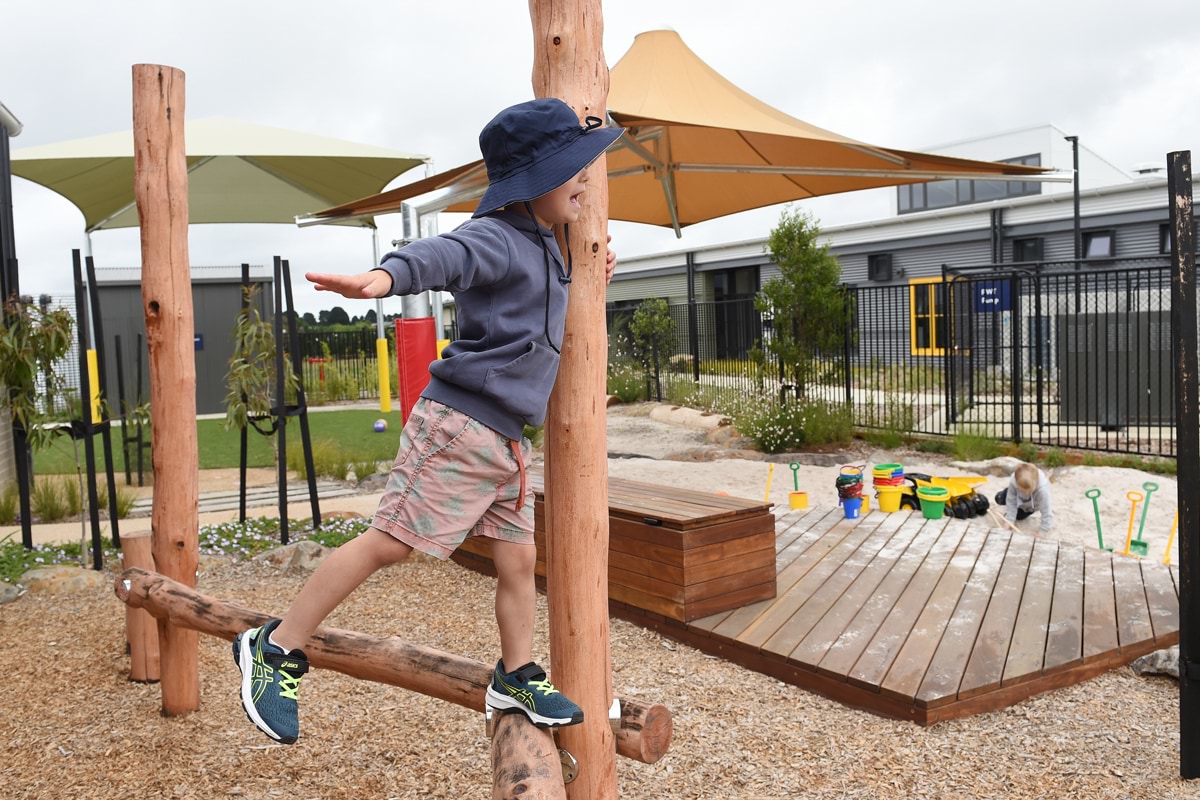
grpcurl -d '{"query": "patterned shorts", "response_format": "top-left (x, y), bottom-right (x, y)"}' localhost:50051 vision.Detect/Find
top-left (369, 398), bottom-right (534, 559)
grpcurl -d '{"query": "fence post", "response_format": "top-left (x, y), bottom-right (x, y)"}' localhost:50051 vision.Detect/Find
top-left (1167, 149), bottom-right (1198, 780)
top-left (687, 251), bottom-right (700, 384)
top-left (843, 289), bottom-right (853, 407)
top-left (1011, 274), bottom-right (1023, 444)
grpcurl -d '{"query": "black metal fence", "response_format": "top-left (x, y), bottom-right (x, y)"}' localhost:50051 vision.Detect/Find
top-left (608, 257), bottom-right (1176, 457)
top-left (295, 328), bottom-right (390, 403)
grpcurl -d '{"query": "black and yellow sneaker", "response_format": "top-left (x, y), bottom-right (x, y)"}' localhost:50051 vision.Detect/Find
top-left (233, 619), bottom-right (309, 744)
top-left (484, 660), bottom-right (584, 728)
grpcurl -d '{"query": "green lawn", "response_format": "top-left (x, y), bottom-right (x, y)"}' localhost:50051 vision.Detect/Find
top-left (33, 409), bottom-right (406, 474)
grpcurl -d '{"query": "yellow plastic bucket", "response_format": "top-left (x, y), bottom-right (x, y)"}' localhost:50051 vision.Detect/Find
top-left (789, 491), bottom-right (808, 510)
top-left (917, 486), bottom-right (949, 520)
top-left (876, 486), bottom-right (903, 513)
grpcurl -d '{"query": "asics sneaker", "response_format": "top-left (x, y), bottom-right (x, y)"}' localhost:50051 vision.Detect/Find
top-left (233, 619), bottom-right (309, 744)
top-left (485, 660), bottom-right (584, 728)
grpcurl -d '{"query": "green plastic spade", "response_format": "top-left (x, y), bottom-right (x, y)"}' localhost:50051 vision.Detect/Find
top-left (1131, 481), bottom-right (1157, 557)
top-left (789, 462), bottom-right (801, 492)
top-left (1086, 488), bottom-right (1111, 551)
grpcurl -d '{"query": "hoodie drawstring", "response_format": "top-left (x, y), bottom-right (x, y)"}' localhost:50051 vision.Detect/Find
top-left (522, 202), bottom-right (572, 354)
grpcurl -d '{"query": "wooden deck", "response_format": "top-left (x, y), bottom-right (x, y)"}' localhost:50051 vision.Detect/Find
top-left (618, 506), bottom-right (1181, 725)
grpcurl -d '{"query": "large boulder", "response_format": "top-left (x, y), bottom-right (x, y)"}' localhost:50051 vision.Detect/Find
top-left (19, 565), bottom-right (108, 594)
top-left (253, 540), bottom-right (332, 573)
top-left (1131, 646), bottom-right (1180, 679)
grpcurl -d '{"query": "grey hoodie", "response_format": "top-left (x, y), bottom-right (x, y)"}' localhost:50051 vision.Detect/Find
top-left (373, 210), bottom-right (569, 440)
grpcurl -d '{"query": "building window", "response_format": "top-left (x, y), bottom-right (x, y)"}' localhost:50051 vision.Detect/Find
top-left (898, 154), bottom-right (1041, 214)
top-left (910, 278), bottom-right (947, 356)
top-left (1013, 237), bottom-right (1043, 263)
top-left (1083, 230), bottom-right (1115, 259)
top-left (868, 254), bottom-right (893, 282)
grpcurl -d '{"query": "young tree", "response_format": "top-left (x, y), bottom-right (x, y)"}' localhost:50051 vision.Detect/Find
top-left (628, 297), bottom-right (676, 400)
top-left (758, 207), bottom-right (847, 396)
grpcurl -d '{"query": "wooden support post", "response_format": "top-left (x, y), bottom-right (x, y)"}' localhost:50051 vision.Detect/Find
top-left (491, 712), bottom-right (567, 799)
top-left (530, 2), bottom-right (617, 797)
top-left (119, 532), bottom-right (160, 682)
top-left (114, 567), bottom-right (671, 764)
top-left (132, 63), bottom-right (200, 716)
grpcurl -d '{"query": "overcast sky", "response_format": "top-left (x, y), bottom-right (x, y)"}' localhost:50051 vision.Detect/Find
top-left (3, 0), bottom-right (1197, 315)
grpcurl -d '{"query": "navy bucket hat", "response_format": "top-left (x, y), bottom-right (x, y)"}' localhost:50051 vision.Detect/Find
top-left (473, 98), bottom-right (625, 219)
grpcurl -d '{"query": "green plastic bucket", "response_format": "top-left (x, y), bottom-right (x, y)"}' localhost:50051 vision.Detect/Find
top-left (916, 486), bottom-right (949, 520)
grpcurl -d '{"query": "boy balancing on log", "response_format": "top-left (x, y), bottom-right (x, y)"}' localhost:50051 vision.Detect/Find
top-left (233, 98), bottom-right (624, 744)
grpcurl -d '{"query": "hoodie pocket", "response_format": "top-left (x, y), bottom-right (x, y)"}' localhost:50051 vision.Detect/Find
top-left (482, 341), bottom-right (560, 423)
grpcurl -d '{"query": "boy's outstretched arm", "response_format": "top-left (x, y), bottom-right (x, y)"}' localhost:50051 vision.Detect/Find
top-left (305, 270), bottom-right (392, 299)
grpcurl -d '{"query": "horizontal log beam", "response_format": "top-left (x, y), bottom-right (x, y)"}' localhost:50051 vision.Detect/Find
top-left (115, 567), bottom-right (671, 764)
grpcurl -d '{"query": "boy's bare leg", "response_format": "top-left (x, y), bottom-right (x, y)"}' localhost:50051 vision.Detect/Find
top-left (271, 528), bottom-right (413, 652)
top-left (491, 539), bottom-right (537, 671)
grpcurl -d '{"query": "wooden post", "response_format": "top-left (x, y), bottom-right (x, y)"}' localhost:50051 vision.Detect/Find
top-left (132, 63), bottom-right (200, 716)
top-left (491, 712), bottom-right (567, 799)
top-left (114, 567), bottom-right (671, 764)
top-left (529, 2), bottom-right (617, 797)
top-left (119, 533), bottom-right (160, 682)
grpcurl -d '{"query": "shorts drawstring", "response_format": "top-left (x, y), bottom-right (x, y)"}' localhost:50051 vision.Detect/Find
top-left (508, 439), bottom-right (527, 512)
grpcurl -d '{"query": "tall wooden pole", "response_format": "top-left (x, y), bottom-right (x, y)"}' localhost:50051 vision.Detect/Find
top-left (529, 2), bottom-right (617, 798)
top-left (132, 63), bottom-right (200, 715)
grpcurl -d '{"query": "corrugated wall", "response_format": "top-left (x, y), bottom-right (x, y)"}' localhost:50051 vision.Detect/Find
top-left (606, 273), bottom-right (689, 303)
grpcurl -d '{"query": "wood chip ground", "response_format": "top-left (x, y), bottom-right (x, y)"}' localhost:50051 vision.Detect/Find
top-left (1, 554), bottom-right (1196, 799)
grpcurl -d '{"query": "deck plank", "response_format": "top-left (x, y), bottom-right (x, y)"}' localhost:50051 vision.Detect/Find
top-left (791, 512), bottom-right (929, 669)
top-left (1043, 544), bottom-right (1086, 674)
top-left (708, 508), bottom-right (842, 641)
top-left (1141, 559), bottom-right (1180, 643)
top-left (1112, 555), bottom-right (1154, 650)
top-left (1082, 548), bottom-right (1118, 662)
top-left (762, 511), bottom-right (910, 656)
top-left (741, 513), bottom-right (889, 650)
top-left (815, 516), bottom-right (952, 680)
top-left (914, 530), bottom-right (1012, 708)
top-left (957, 534), bottom-right (1035, 699)
top-left (1002, 537), bottom-right (1060, 686)
top-left (845, 519), bottom-right (968, 691)
top-left (877, 525), bottom-right (991, 703)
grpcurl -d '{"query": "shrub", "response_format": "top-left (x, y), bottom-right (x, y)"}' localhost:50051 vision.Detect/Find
top-left (115, 487), bottom-right (139, 519)
top-left (352, 459), bottom-right (378, 482)
top-left (865, 430), bottom-right (905, 449)
top-left (913, 438), bottom-right (955, 455)
top-left (31, 479), bottom-right (67, 522)
top-left (63, 475), bottom-right (83, 516)
top-left (802, 401), bottom-right (854, 446)
top-left (731, 398), bottom-right (808, 454)
top-left (0, 482), bottom-right (17, 525)
top-left (607, 363), bottom-right (644, 404)
top-left (953, 428), bottom-right (1002, 461)
top-left (1017, 442), bottom-right (1038, 462)
top-left (1044, 448), bottom-right (1067, 468)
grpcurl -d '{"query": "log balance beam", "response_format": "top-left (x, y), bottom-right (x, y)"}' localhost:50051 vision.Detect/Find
top-left (115, 567), bottom-right (672, 765)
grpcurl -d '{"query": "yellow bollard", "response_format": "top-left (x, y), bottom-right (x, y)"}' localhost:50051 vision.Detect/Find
top-left (376, 338), bottom-right (391, 414)
top-left (86, 349), bottom-right (102, 423)
top-left (1165, 511), bottom-right (1179, 565)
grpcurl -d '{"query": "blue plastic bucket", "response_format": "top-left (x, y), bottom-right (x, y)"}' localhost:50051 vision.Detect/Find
top-left (843, 496), bottom-right (863, 519)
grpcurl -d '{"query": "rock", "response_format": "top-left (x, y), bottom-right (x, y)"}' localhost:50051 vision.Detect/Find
top-left (765, 452), bottom-right (853, 468)
top-left (0, 581), bottom-right (22, 604)
top-left (664, 447), bottom-right (767, 462)
top-left (949, 456), bottom-right (1025, 477)
top-left (18, 565), bottom-right (107, 594)
top-left (648, 404), bottom-right (729, 431)
top-left (253, 540), bottom-right (332, 573)
top-left (357, 473), bottom-right (390, 493)
top-left (1131, 646), bottom-right (1179, 679)
top-left (705, 425), bottom-right (743, 446)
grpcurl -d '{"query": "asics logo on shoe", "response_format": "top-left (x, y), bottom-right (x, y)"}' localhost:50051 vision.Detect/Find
top-left (500, 681), bottom-right (537, 710)
top-left (280, 660), bottom-right (301, 671)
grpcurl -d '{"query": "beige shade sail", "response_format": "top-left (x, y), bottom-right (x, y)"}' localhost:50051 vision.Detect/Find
top-left (299, 30), bottom-right (1055, 232)
top-left (12, 117), bottom-right (428, 231)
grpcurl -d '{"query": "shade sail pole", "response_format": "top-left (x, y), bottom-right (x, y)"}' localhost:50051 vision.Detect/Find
top-left (530, 2), bottom-right (618, 798)
top-left (132, 63), bottom-right (200, 716)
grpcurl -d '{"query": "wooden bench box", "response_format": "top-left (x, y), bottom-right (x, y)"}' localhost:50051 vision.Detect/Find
top-left (453, 465), bottom-right (776, 622)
